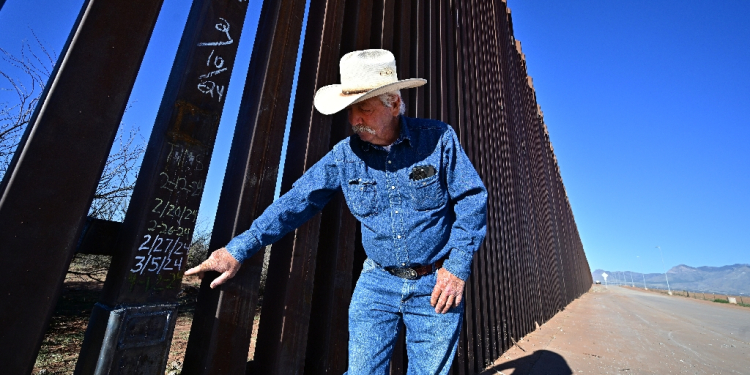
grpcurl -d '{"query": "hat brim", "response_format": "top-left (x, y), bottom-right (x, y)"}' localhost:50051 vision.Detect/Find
top-left (313, 78), bottom-right (427, 115)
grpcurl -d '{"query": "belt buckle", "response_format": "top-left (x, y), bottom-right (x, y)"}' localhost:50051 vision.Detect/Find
top-left (390, 267), bottom-right (419, 280)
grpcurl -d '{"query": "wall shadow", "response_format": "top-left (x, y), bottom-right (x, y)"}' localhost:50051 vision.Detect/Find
top-left (480, 350), bottom-right (572, 375)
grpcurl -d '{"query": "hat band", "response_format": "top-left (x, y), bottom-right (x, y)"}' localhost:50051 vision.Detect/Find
top-left (341, 88), bottom-right (373, 95)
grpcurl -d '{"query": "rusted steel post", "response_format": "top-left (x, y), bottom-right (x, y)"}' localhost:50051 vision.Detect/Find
top-left (73, 1), bottom-right (249, 373)
top-left (501, 0), bottom-right (522, 359)
top-left (441, 3), bottom-right (464, 373)
top-left (426, 0), bottom-right (439, 119)
top-left (513, 29), bottom-right (533, 339)
top-left (0, 0), bottom-right (165, 372)
top-left (305, 192), bottom-right (358, 374)
top-left (410, 0), bottom-right (426, 118)
top-left (250, 0), bottom-right (348, 373)
top-left (532, 114), bottom-right (551, 322)
top-left (489, 17), bottom-right (509, 355)
top-left (450, 3), bottom-right (471, 370)
top-left (379, 0), bottom-right (396, 49)
top-left (462, 1), bottom-right (492, 369)
top-left (439, 0), bottom-right (457, 127)
top-left (339, 0), bottom-right (373, 54)
top-left (545, 137), bottom-right (564, 313)
top-left (487, 0), bottom-right (504, 359)
top-left (180, 0), bottom-right (308, 373)
top-left (269, 0), bottom-right (355, 374)
top-left (480, 0), bottom-right (504, 361)
top-left (369, 0), bottom-right (394, 49)
top-left (392, 0), bottom-right (412, 120)
top-left (467, 0), bottom-right (493, 366)
top-left (500, 8), bottom-right (516, 354)
top-left (528, 106), bottom-right (549, 326)
top-left (454, 0), bottom-right (479, 370)
top-left (514, 36), bottom-right (530, 338)
top-left (510, 29), bottom-right (529, 352)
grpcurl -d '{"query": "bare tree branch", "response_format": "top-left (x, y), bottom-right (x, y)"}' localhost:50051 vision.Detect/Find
top-left (0, 35), bottom-right (50, 175)
top-left (1, 34), bottom-right (146, 282)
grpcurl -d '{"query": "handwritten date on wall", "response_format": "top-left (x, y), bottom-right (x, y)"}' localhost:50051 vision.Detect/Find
top-left (126, 13), bottom-right (241, 294)
top-left (197, 17), bottom-right (234, 102)
top-left (129, 142), bottom-right (206, 292)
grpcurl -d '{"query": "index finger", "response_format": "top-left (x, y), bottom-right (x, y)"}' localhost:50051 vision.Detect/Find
top-left (185, 263), bottom-right (204, 278)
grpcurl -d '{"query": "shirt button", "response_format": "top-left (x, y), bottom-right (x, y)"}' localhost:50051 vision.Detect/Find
top-left (395, 210), bottom-right (398, 214)
top-left (391, 186), bottom-right (395, 189)
top-left (388, 160), bottom-right (392, 164)
top-left (402, 263), bottom-right (406, 266)
top-left (397, 235), bottom-right (401, 239)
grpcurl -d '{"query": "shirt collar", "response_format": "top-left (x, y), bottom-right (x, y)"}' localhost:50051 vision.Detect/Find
top-left (359, 115), bottom-right (413, 152)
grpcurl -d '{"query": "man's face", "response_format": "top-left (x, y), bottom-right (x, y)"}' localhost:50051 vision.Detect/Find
top-left (347, 96), bottom-right (401, 146)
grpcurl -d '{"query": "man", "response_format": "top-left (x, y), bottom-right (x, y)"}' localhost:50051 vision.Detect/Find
top-left (186, 49), bottom-right (487, 374)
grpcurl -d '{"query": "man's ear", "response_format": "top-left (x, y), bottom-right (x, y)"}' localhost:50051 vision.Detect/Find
top-left (390, 95), bottom-right (402, 116)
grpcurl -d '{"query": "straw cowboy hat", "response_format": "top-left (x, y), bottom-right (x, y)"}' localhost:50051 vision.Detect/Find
top-left (314, 49), bottom-right (426, 115)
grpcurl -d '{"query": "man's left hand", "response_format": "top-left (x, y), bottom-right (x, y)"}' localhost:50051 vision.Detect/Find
top-left (430, 268), bottom-right (465, 314)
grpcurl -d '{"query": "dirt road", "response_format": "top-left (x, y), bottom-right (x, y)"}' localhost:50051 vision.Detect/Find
top-left (480, 285), bottom-right (750, 374)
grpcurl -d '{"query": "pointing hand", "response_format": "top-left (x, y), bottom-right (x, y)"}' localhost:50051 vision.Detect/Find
top-left (185, 247), bottom-right (241, 288)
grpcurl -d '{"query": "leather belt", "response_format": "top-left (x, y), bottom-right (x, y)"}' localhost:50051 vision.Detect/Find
top-left (385, 258), bottom-right (445, 280)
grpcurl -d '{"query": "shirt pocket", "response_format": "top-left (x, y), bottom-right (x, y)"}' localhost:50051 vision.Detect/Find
top-left (347, 178), bottom-right (379, 217)
top-left (410, 173), bottom-right (448, 211)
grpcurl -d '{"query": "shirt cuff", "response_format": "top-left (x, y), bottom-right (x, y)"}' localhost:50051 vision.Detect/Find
top-left (225, 229), bottom-right (262, 263)
top-left (442, 247), bottom-right (474, 281)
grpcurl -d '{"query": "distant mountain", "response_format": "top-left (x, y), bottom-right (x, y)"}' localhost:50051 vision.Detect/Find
top-left (591, 264), bottom-right (750, 296)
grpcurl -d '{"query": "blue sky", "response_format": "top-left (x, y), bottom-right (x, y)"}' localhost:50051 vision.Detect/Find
top-left (1, 1), bottom-right (748, 275)
top-left (508, 1), bottom-right (749, 274)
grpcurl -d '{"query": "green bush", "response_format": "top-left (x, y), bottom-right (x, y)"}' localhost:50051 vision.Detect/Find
top-left (713, 298), bottom-right (729, 303)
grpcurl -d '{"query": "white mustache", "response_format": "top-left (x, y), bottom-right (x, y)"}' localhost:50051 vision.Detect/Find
top-left (352, 125), bottom-right (376, 135)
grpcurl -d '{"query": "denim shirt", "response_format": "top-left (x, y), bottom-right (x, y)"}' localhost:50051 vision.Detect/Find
top-left (226, 115), bottom-right (487, 280)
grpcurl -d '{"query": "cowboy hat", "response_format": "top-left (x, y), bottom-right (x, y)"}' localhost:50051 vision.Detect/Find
top-left (313, 49), bottom-right (426, 115)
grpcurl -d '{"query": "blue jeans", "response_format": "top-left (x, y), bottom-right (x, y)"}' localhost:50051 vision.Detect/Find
top-left (346, 258), bottom-right (463, 375)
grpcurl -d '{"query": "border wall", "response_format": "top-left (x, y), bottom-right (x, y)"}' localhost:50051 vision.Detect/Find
top-left (0, 0), bottom-right (591, 374)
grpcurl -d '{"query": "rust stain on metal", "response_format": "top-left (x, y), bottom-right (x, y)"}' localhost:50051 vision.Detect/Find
top-left (167, 100), bottom-right (220, 146)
